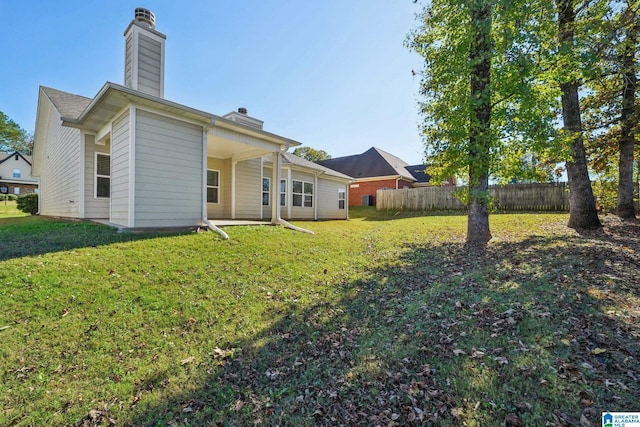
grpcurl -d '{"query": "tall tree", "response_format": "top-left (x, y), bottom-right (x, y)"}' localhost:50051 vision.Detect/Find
top-left (0, 111), bottom-right (32, 154)
top-left (614, 1), bottom-right (639, 218)
top-left (582, 0), bottom-right (638, 219)
top-left (555, 0), bottom-right (602, 229)
top-left (408, 0), bottom-right (557, 250)
top-left (466, 0), bottom-right (493, 248)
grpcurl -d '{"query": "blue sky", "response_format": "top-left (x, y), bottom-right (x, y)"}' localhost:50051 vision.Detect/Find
top-left (0, 1), bottom-right (427, 164)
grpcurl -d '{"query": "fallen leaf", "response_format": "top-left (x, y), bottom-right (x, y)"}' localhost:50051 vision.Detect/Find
top-left (505, 414), bottom-right (524, 426)
top-left (494, 356), bottom-right (508, 365)
top-left (591, 348), bottom-right (607, 355)
top-left (580, 414), bottom-right (593, 427)
top-left (451, 407), bottom-right (464, 418)
top-left (180, 356), bottom-right (195, 365)
top-left (453, 349), bottom-right (466, 356)
top-left (471, 350), bottom-right (485, 358)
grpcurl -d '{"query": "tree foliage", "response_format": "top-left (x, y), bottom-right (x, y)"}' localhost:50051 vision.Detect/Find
top-left (292, 146), bottom-right (332, 162)
top-left (407, 0), bottom-right (559, 248)
top-left (407, 0), bottom-right (558, 186)
top-left (0, 111), bottom-right (32, 154)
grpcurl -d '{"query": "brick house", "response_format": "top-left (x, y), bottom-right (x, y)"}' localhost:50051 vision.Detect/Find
top-left (316, 147), bottom-right (420, 206)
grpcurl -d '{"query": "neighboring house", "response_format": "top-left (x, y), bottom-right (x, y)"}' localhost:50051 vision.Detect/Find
top-left (316, 147), bottom-right (419, 206)
top-left (32, 8), bottom-right (351, 231)
top-left (0, 151), bottom-right (39, 196)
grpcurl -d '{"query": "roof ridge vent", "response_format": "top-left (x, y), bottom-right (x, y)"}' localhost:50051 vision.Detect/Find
top-left (134, 8), bottom-right (156, 29)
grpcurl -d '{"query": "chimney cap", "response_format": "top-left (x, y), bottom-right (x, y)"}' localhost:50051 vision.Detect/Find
top-left (238, 107), bottom-right (248, 115)
top-left (134, 7), bottom-right (156, 29)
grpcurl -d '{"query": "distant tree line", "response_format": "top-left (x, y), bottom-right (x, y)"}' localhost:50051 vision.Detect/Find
top-left (0, 111), bottom-right (33, 155)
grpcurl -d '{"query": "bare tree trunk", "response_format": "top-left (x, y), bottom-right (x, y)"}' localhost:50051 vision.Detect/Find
top-left (466, 0), bottom-right (493, 250)
top-left (617, 19), bottom-right (638, 219)
top-left (557, 0), bottom-right (602, 230)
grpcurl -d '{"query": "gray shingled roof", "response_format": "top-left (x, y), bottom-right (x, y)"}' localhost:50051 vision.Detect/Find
top-left (316, 147), bottom-right (415, 181)
top-left (41, 86), bottom-right (92, 119)
top-left (405, 164), bottom-right (431, 183)
top-left (264, 152), bottom-right (353, 180)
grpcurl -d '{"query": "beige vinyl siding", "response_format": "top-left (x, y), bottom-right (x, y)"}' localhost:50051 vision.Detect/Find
top-left (206, 157), bottom-right (232, 219)
top-left (134, 109), bottom-right (203, 227)
top-left (316, 177), bottom-right (348, 219)
top-left (38, 103), bottom-right (81, 218)
top-left (136, 34), bottom-right (162, 97)
top-left (234, 158), bottom-right (262, 219)
top-left (124, 33), bottom-right (133, 88)
top-left (83, 134), bottom-right (110, 219)
top-left (110, 111), bottom-right (131, 226)
top-left (289, 170), bottom-right (316, 220)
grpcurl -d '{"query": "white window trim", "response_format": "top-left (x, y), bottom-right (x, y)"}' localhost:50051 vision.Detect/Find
top-left (14, 187), bottom-right (20, 195)
top-left (207, 169), bottom-right (220, 204)
top-left (262, 177), bottom-right (270, 206)
top-left (13, 169), bottom-right (21, 179)
top-left (95, 153), bottom-right (110, 199)
top-left (280, 179), bottom-right (287, 207)
top-left (338, 188), bottom-right (346, 209)
top-left (292, 179), bottom-right (313, 208)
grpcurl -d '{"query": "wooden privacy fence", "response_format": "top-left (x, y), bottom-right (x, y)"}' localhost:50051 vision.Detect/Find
top-left (376, 183), bottom-right (570, 211)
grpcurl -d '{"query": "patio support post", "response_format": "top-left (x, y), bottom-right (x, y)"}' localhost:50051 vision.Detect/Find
top-left (271, 151), bottom-right (281, 223)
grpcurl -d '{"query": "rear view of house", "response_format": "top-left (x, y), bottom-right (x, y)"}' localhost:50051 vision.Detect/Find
top-left (32, 8), bottom-right (350, 229)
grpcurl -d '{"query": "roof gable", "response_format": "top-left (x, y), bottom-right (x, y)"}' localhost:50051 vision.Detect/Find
top-left (40, 86), bottom-right (92, 119)
top-left (0, 151), bottom-right (32, 166)
top-left (317, 147), bottom-right (415, 181)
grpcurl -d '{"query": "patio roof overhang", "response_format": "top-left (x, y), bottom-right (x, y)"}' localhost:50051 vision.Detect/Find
top-left (60, 81), bottom-right (302, 160)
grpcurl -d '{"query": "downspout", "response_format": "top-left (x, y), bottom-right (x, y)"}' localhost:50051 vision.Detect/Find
top-left (272, 147), bottom-right (314, 235)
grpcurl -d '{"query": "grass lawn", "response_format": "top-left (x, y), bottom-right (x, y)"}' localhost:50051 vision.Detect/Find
top-left (1, 208), bottom-right (638, 426)
top-left (0, 200), bottom-right (28, 219)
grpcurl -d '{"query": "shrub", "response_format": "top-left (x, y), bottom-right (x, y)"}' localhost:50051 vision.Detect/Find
top-left (1, 194), bottom-right (18, 201)
top-left (16, 193), bottom-right (38, 215)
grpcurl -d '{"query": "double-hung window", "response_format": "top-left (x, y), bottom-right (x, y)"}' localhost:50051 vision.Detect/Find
top-left (292, 180), bottom-right (313, 207)
top-left (95, 154), bottom-right (110, 198)
top-left (262, 177), bottom-right (270, 206)
top-left (207, 170), bottom-right (220, 203)
top-left (13, 169), bottom-right (21, 179)
top-left (338, 189), bottom-right (346, 209)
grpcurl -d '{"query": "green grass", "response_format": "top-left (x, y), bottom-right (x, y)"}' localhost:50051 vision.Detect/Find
top-left (1, 209), bottom-right (638, 426)
top-left (0, 200), bottom-right (28, 219)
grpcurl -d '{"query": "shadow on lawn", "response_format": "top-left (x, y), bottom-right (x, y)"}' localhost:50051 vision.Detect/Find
top-left (118, 221), bottom-right (639, 426)
top-left (0, 217), bottom-right (182, 262)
